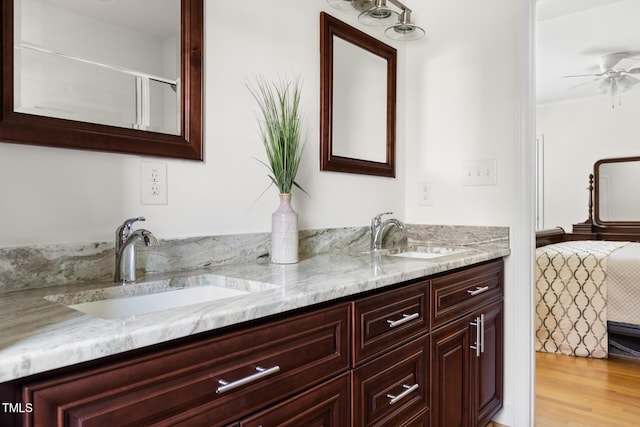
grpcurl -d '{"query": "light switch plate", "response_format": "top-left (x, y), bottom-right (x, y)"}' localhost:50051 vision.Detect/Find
top-left (461, 159), bottom-right (497, 186)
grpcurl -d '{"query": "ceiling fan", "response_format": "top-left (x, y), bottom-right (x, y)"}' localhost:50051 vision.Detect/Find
top-left (564, 52), bottom-right (640, 107)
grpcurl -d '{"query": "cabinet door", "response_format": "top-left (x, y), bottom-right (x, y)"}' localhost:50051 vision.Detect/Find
top-left (239, 373), bottom-right (350, 427)
top-left (431, 302), bottom-right (503, 427)
top-left (431, 313), bottom-right (473, 427)
top-left (473, 301), bottom-right (503, 427)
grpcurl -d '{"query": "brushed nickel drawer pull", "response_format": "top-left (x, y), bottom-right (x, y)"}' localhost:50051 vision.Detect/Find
top-left (470, 316), bottom-right (481, 357)
top-left (467, 286), bottom-right (489, 296)
top-left (386, 383), bottom-right (419, 404)
top-left (386, 312), bottom-right (420, 328)
top-left (216, 365), bottom-right (280, 394)
top-left (480, 313), bottom-right (485, 353)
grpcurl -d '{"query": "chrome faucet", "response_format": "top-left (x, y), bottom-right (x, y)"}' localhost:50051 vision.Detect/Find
top-left (114, 217), bottom-right (158, 283)
top-left (370, 212), bottom-right (405, 251)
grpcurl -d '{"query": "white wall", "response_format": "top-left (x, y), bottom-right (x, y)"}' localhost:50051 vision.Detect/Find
top-left (537, 92), bottom-right (640, 231)
top-left (404, 0), bottom-right (519, 424)
top-left (0, 0), bottom-right (407, 247)
top-left (404, 1), bottom-right (515, 227)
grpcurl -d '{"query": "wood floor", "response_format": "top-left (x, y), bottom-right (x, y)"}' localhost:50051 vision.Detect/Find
top-left (535, 351), bottom-right (640, 426)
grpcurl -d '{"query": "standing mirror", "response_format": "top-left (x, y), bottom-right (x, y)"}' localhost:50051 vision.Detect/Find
top-left (320, 12), bottom-right (396, 177)
top-left (0, 0), bottom-right (202, 160)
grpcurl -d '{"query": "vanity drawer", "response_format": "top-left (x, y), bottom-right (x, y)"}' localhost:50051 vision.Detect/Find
top-left (23, 303), bottom-right (350, 427)
top-left (353, 280), bottom-right (429, 365)
top-left (431, 259), bottom-right (503, 329)
top-left (238, 372), bottom-right (351, 426)
top-left (352, 335), bottom-right (430, 427)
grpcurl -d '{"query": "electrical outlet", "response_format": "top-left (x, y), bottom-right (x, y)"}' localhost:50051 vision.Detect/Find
top-left (141, 161), bottom-right (168, 205)
top-left (419, 181), bottom-right (434, 206)
top-left (461, 159), bottom-right (497, 186)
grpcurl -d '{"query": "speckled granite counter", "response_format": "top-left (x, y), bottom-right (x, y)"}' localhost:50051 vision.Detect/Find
top-left (0, 226), bottom-right (509, 383)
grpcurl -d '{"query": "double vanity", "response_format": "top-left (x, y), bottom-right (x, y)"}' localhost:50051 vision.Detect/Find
top-left (0, 224), bottom-right (509, 426)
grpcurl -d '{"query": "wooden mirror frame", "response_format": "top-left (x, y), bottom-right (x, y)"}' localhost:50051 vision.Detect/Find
top-left (594, 155), bottom-right (640, 226)
top-left (319, 12), bottom-right (396, 177)
top-left (0, 0), bottom-right (203, 160)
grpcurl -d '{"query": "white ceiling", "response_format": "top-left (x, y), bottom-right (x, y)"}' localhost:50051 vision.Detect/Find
top-left (536, 0), bottom-right (640, 105)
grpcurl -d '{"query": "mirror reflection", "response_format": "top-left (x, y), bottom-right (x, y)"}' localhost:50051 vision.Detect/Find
top-left (332, 36), bottom-right (387, 163)
top-left (14, 0), bottom-right (180, 135)
top-left (596, 158), bottom-right (640, 223)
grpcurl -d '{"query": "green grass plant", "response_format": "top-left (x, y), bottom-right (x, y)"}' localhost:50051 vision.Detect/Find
top-left (247, 75), bottom-right (306, 195)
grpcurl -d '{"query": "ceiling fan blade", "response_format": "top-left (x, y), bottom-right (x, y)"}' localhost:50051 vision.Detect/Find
top-left (623, 67), bottom-right (640, 74)
top-left (562, 73), bottom-right (604, 78)
top-left (567, 77), bottom-right (602, 90)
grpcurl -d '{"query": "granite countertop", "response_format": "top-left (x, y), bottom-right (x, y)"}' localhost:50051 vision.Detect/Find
top-left (0, 244), bottom-right (509, 383)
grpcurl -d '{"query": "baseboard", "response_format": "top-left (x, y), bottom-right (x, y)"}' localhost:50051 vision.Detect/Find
top-left (491, 401), bottom-right (514, 427)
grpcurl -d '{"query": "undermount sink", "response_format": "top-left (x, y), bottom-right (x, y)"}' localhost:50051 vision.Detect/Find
top-left (388, 246), bottom-right (470, 260)
top-left (46, 273), bottom-right (276, 319)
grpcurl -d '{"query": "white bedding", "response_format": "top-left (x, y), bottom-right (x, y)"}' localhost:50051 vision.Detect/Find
top-left (535, 240), bottom-right (640, 358)
top-left (607, 242), bottom-right (640, 325)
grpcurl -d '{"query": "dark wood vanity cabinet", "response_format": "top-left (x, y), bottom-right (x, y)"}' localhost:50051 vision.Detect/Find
top-left (2, 259), bottom-right (503, 427)
top-left (430, 260), bottom-right (504, 427)
top-left (17, 304), bottom-right (351, 427)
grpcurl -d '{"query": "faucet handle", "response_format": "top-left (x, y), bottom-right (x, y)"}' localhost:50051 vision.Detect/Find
top-left (372, 212), bottom-right (393, 226)
top-left (116, 217), bottom-right (146, 247)
top-left (122, 216), bottom-right (146, 227)
top-left (120, 216), bottom-right (146, 231)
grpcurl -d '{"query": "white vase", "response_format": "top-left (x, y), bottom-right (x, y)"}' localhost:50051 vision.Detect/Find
top-left (271, 193), bottom-right (299, 264)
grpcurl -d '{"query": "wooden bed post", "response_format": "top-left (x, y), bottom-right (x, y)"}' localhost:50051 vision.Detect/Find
top-left (571, 174), bottom-right (595, 235)
top-left (586, 173), bottom-right (594, 225)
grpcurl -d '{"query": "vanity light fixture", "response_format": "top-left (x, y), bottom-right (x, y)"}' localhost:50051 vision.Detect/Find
top-left (326, 0), bottom-right (355, 11)
top-left (357, 0), bottom-right (398, 27)
top-left (327, 0), bottom-right (425, 41)
top-left (384, 7), bottom-right (425, 41)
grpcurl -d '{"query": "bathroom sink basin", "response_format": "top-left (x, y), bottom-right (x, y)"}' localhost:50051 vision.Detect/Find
top-left (389, 246), bottom-right (469, 260)
top-left (68, 286), bottom-right (250, 319)
top-left (46, 273), bottom-right (276, 319)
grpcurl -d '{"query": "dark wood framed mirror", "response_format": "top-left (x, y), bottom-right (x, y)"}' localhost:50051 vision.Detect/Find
top-left (0, 0), bottom-right (202, 160)
top-left (319, 12), bottom-right (396, 177)
top-left (594, 155), bottom-right (640, 226)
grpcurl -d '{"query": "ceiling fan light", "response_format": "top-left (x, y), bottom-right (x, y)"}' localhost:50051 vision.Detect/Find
top-left (617, 75), bottom-right (639, 93)
top-left (596, 79), bottom-right (612, 95)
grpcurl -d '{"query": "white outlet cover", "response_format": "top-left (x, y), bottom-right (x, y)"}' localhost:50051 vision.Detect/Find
top-left (141, 161), bottom-right (168, 205)
top-left (419, 181), bottom-right (434, 206)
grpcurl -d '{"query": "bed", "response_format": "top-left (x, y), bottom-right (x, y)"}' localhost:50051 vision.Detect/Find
top-left (535, 156), bottom-right (640, 359)
top-left (535, 239), bottom-right (640, 358)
